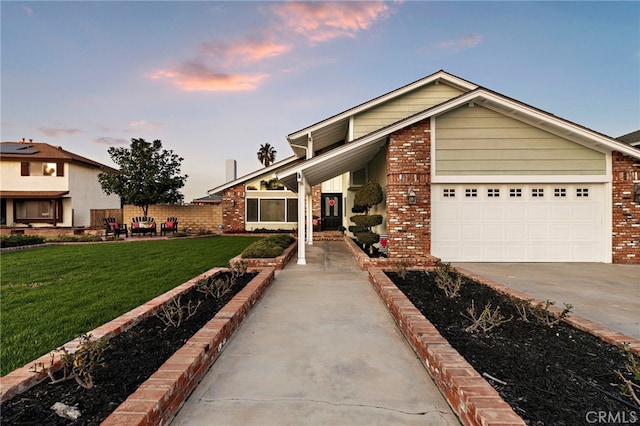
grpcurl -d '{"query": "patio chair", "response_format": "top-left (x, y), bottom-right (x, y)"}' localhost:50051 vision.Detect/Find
top-left (160, 217), bottom-right (179, 236)
top-left (104, 217), bottom-right (128, 238)
top-left (131, 217), bottom-right (157, 237)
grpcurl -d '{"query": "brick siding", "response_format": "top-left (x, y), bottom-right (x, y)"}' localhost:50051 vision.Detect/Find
top-left (386, 118), bottom-right (432, 259)
top-left (612, 151), bottom-right (640, 264)
top-left (222, 183), bottom-right (246, 233)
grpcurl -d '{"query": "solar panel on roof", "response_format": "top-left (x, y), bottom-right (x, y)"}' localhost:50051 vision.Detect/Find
top-left (0, 144), bottom-right (40, 155)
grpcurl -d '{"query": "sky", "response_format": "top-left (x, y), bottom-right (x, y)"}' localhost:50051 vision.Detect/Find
top-left (2, 1), bottom-right (639, 202)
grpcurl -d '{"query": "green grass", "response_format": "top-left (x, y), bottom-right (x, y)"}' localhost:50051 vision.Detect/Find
top-left (0, 236), bottom-right (261, 376)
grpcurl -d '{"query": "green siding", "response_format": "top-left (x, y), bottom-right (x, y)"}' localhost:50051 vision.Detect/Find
top-left (435, 106), bottom-right (606, 175)
top-left (353, 83), bottom-right (464, 139)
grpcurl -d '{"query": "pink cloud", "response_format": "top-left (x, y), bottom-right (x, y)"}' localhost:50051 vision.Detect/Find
top-left (38, 127), bottom-right (81, 137)
top-left (438, 34), bottom-right (483, 52)
top-left (95, 137), bottom-right (129, 146)
top-left (269, 1), bottom-right (393, 43)
top-left (149, 62), bottom-right (267, 92)
top-left (201, 37), bottom-right (292, 63)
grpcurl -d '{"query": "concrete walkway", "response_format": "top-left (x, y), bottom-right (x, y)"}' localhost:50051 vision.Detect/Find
top-left (171, 241), bottom-right (460, 425)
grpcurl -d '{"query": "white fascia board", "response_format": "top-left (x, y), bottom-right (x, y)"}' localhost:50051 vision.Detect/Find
top-left (207, 155), bottom-right (299, 195)
top-left (287, 71), bottom-right (478, 142)
top-left (431, 175), bottom-right (612, 184)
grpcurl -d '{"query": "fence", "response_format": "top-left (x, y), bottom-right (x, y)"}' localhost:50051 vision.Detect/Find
top-left (90, 209), bottom-right (123, 229)
top-left (123, 204), bottom-right (223, 234)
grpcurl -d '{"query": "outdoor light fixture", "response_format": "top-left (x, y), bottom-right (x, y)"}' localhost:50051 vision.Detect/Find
top-left (408, 188), bottom-right (417, 205)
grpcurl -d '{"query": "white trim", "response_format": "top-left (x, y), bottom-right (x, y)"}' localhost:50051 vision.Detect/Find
top-left (431, 175), bottom-right (611, 184)
top-left (430, 116), bottom-right (437, 179)
top-left (208, 155), bottom-right (299, 195)
top-left (348, 116), bottom-right (354, 142)
top-left (603, 180), bottom-right (613, 263)
top-left (297, 175), bottom-right (306, 265)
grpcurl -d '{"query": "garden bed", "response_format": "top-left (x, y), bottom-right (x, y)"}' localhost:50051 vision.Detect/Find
top-left (0, 268), bottom-right (275, 425)
top-left (377, 268), bottom-right (639, 425)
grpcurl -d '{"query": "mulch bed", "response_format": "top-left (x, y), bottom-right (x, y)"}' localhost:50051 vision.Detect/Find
top-left (387, 270), bottom-right (639, 425)
top-left (1, 272), bottom-right (256, 425)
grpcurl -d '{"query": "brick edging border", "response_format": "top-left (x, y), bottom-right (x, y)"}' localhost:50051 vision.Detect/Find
top-left (368, 268), bottom-right (527, 426)
top-left (101, 267), bottom-right (275, 425)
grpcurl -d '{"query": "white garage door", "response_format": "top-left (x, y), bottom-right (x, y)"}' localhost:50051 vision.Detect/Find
top-left (431, 183), bottom-right (605, 262)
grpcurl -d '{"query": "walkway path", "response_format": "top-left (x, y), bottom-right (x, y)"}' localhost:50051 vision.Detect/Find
top-left (171, 241), bottom-right (460, 425)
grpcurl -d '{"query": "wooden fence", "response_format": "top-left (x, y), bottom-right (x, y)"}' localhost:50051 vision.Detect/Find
top-left (90, 209), bottom-right (123, 229)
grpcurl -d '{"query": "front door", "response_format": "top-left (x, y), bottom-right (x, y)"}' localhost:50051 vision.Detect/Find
top-left (321, 193), bottom-right (342, 230)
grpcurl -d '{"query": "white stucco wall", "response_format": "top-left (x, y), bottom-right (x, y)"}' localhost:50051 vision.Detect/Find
top-left (67, 163), bottom-right (120, 227)
top-left (1, 161), bottom-right (68, 191)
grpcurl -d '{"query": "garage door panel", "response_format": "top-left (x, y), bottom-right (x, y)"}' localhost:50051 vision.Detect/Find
top-left (432, 183), bottom-right (605, 262)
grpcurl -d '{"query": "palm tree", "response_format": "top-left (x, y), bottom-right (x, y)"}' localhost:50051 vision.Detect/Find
top-left (257, 143), bottom-right (277, 167)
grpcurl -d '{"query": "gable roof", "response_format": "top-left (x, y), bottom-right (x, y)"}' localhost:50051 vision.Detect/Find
top-left (0, 141), bottom-right (117, 172)
top-left (617, 130), bottom-right (640, 147)
top-left (277, 86), bottom-right (640, 190)
top-left (286, 70), bottom-right (478, 156)
top-left (207, 155), bottom-right (301, 195)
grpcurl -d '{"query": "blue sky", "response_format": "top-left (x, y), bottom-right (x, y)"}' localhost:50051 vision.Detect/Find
top-left (2, 1), bottom-right (638, 201)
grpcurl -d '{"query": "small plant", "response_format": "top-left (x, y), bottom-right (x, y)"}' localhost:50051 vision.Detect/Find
top-left (229, 259), bottom-right (248, 283)
top-left (155, 295), bottom-right (202, 329)
top-left (616, 343), bottom-right (640, 405)
top-left (48, 334), bottom-right (109, 389)
top-left (434, 262), bottom-right (462, 298)
top-left (463, 300), bottom-right (512, 335)
top-left (395, 261), bottom-right (410, 280)
top-left (196, 276), bottom-right (234, 299)
top-left (513, 298), bottom-right (534, 322)
top-left (531, 299), bottom-right (573, 327)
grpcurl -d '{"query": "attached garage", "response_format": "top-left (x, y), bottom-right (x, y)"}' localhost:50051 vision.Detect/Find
top-left (431, 183), bottom-right (607, 262)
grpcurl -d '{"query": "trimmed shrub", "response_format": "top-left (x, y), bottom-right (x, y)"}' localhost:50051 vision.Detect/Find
top-left (240, 234), bottom-right (295, 258)
top-left (354, 231), bottom-right (380, 246)
top-left (350, 214), bottom-right (383, 228)
top-left (0, 235), bottom-right (47, 248)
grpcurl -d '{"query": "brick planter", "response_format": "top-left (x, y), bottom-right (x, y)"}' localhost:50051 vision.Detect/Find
top-left (344, 235), bottom-right (439, 270)
top-left (0, 268), bottom-right (276, 425)
top-left (368, 268), bottom-right (640, 426)
top-left (229, 240), bottom-right (297, 270)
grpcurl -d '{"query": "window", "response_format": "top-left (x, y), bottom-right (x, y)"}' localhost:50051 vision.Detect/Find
top-left (350, 168), bottom-right (367, 187)
top-left (554, 188), bottom-right (567, 197)
top-left (19, 161), bottom-right (64, 176)
top-left (577, 188), bottom-right (589, 197)
top-left (510, 188), bottom-right (522, 198)
top-left (21, 162), bottom-right (30, 176)
top-left (465, 188), bottom-right (477, 198)
top-left (15, 200), bottom-right (62, 222)
top-left (43, 163), bottom-right (57, 176)
top-left (487, 188), bottom-right (500, 198)
top-left (246, 198), bottom-right (298, 223)
top-left (532, 188), bottom-right (544, 198)
top-left (443, 188), bottom-right (455, 198)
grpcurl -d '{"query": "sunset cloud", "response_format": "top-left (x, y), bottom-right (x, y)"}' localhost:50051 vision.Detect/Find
top-left (38, 127), bottom-right (81, 137)
top-left (149, 62), bottom-right (267, 92)
top-left (95, 137), bottom-right (129, 146)
top-left (201, 37), bottom-right (292, 63)
top-left (437, 34), bottom-right (483, 52)
top-left (269, 1), bottom-right (392, 43)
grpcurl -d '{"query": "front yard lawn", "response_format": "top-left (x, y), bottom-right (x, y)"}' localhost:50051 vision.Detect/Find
top-left (0, 236), bottom-right (261, 376)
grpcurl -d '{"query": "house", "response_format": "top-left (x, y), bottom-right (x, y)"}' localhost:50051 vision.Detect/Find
top-left (209, 70), bottom-right (640, 264)
top-left (0, 140), bottom-right (121, 228)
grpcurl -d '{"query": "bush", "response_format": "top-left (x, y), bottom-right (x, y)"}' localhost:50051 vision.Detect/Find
top-left (240, 234), bottom-right (295, 258)
top-left (0, 235), bottom-right (46, 248)
top-left (350, 214), bottom-right (383, 228)
top-left (47, 235), bottom-right (103, 243)
top-left (354, 231), bottom-right (380, 246)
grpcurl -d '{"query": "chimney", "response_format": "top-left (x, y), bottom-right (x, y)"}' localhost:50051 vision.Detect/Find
top-left (226, 159), bottom-right (237, 182)
top-left (21, 138), bottom-right (25, 144)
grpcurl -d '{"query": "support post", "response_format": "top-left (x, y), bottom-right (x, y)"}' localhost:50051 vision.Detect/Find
top-left (297, 174), bottom-right (306, 265)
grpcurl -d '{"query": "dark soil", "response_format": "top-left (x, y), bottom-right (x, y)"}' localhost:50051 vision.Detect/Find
top-left (1, 272), bottom-right (256, 425)
top-left (387, 270), bottom-right (640, 426)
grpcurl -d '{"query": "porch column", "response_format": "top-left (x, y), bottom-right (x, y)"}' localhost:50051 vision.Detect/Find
top-left (307, 187), bottom-right (313, 245)
top-left (297, 173), bottom-right (306, 265)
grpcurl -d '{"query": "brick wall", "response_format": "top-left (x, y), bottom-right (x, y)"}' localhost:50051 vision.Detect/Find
top-left (386, 118), bottom-right (432, 259)
top-left (123, 204), bottom-right (223, 234)
top-left (612, 151), bottom-right (640, 264)
top-left (312, 185), bottom-right (321, 219)
top-left (222, 183), bottom-right (246, 233)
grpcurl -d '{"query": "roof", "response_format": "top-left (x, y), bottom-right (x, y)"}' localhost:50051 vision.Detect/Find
top-left (0, 141), bottom-right (118, 172)
top-left (286, 70), bottom-right (478, 156)
top-left (0, 190), bottom-right (69, 199)
top-left (192, 194), bottom-right (222, 204)
top-left (277, 86), bottom-right (640, 190)
top-left (207, 155), bottom-right (301, 195)
top-left (617, 130), bottom-right (640, 147)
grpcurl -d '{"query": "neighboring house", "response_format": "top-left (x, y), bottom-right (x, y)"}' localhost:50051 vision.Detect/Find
top-left (0, 140), bottom-right (121, 228)
top-left (209, 70), bottom-right (640, 264)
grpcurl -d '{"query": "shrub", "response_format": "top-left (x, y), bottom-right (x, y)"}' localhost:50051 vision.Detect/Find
top-left (240, 234), bottom-right (295, 258)
top-left (0, 235), bottom-right (46, 248)
top-left (354, 231), bottom-right (380, 246)
top-left (350, 214), bottom-right (383, 228)
top-left (47, 235), bottom-right (102, 243)
top-left (267, 234), bottom-right (295, 249)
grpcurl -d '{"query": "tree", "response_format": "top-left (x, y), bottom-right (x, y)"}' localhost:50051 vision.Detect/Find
top-left (350, 182), bottom-right (384, 254)
top-left (257, 143), bottom-right (277, 167)
top-left (98, 138), bottom-right (188, 216)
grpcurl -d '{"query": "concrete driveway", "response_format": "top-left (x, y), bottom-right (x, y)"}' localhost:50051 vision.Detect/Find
top-left (453, 263), bottom-right (640, 340)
